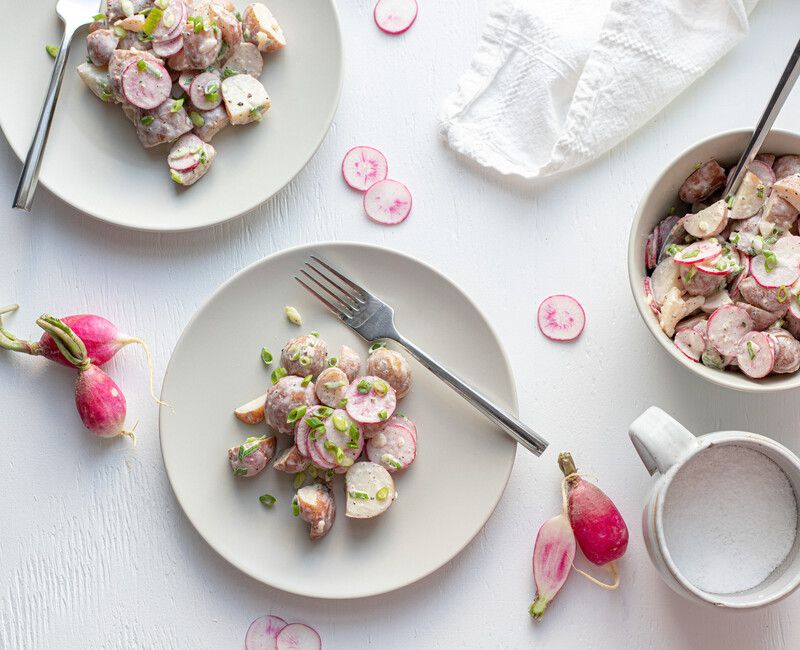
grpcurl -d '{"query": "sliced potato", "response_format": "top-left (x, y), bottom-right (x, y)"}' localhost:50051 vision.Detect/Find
top-left (243, 3), bottom-right (286, 53)
top-left (234, 393), bottom-right (267, 424)
top-left (683, 199), bottom-right (728, 239)
top-left (730, 171), bottom-right (767, 220)
top-left (221, 74), bottom-right (271, 125)
top-left (773, 173), bottom-right (800, 212)
top-left (296, 483), bottom-right (335, 540)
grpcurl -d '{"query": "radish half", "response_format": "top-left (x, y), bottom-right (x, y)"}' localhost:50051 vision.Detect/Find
top-left (364, 179), bottom-right (412, 225)
top-left (341, 146), bottom-right (388, 191)
top-left (245, 615), bottom-right (287, 650)
top-left (275, 623), bottom-right (322, 650)
top-left (537, 295), bottom-right (585, 342)
top-left (374, 0), bottom-right (418, 35)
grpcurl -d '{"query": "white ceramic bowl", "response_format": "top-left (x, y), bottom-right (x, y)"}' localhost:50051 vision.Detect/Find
top-left (628, 128), bottom-right (800, 392)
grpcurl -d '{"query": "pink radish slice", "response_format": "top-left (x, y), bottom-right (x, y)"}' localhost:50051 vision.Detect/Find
top-left (365, 418), bottom-right (416, 471)
top-left (294, 416), bottom-right (311, 457)
top-left (529, 514), bottom-right (575, 619)
top-left (696, 248), bottom-right (740, 276)
top-left (345, 376), bottom-right (397, 424)
top-left (341, 146), bottom-right (388, 191)
top-left (168, 139), bottom-right (203, 172)
top-left (245, 615), bottom-right (287, 650)
top-left (310, 409), bottom-right (364, 470)
top-left (374, 0), bottom-right (418, 34)
top-left (152, 0), bottom-right (186, 42)
top-left (674, 328), bottom-right (704, 362)
top-left (122, 59), bottom-right (172, 110)
top-left (645, 231), bottom-right (658, 270)
top-left (152, 35), bottom-right (183, 57)
top-left (190, 72), bottom-right (222, 111)
top-left (364, 179), bottom-right (412, 225)
top-left (748, 160), bottom-right (777, 192)
top-left (178, 71), bottom-right (199, 94)
top-left (706, 305), bottom-right (754, 356)
top-left (736, 331), bottom-right (775, 378)
top-left (729, 254), bottom-right (751, 300)
top-left (275, 623), bottom-right (322, 650)
top-left (673, 240), bottom-right (722, 265)
top-left (394, 414), bottom-right (417, 442)
top-left (537, 294), bottom-right (585, 342)
top-left (750, 253), bottom-right (800, 289)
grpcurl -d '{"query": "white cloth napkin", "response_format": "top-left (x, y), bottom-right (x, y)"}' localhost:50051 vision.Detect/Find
top-left (440, 0), bottom-right (760, 179)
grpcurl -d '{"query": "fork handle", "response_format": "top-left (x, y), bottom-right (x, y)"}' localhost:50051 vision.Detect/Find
top-left (13, 24), bottom-right (77, 211)
top-left (394, 334), bottom-right (549, 456)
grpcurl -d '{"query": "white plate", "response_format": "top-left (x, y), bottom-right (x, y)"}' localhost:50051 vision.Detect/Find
top-left (0, 1), bottom-right (342, 231)
top-left (160, 242), bottom-right (518, 598)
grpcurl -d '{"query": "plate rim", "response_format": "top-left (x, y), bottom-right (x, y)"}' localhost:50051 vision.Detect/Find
top-left (158, 240), bottom-right (519, 599)
top-left (0, 1), bottom-right (344, 233)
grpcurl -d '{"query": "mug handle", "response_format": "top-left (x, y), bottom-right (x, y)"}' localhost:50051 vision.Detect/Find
top-left (629, 407), bottom-right (699, 476)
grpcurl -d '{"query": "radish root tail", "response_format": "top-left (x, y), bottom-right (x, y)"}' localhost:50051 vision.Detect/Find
top-left (573, 561), bottom-right (620, 590)
top-left (121, 421), bottom-right (138, 447)
top-left (120, 337), bottom-right (171, 409)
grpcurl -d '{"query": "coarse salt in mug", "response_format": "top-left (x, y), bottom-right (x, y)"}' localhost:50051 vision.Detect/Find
top-left (629, 406), bottom-right (800, 608)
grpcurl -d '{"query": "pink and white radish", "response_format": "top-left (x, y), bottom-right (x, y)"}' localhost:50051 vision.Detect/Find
top-left (374, 0), bottom-right (418, 35)
top-left (674, 327), bottom-right (705, 362)
top-left (537, 294), bottom-right (585, 341)
top-left (309, 409), bottom-right (364, 471)
top-left (341, 146), bottom-right (388, 191)
top-left (643, 277), bottom-right (660, 316)
top-left (275, 623), bottom-right (322, 650)
top-left (673, 239), bottom-right (722, 265)
top-left (728, 254), bottom-right (751, 300)
top-left (706, 304), bottom-right (754, 355)
top-left (528, 514), bottom-right (576, 619)
top-left (736, 330), bottom-right (775, 379)
top-left (559, 452), bottom-right (628, 577)
top-left (228, 436), bottom-right (277, 477)
top-left (122, 58), bottom-right (172, 110)
top-left (245, 614), bottom-right (287, 650)
top-left (0, 305), bottom-right (164, 405)
top-left (36, 315), bottom-right (136, 442)
top-left (364, 179), bottom-right (412, 225)
top-left (645, 230), bottom-right (658, 270)
top-left (365, 416), bottom-right (417, 471)
top-left (750, 251), bottom-right (800, 288)
top-left (345, 376), bottom-right (397, 424)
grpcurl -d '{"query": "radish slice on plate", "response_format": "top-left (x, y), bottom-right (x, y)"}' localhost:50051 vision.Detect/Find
top-left (736, 331), bottom-right (775, 378)
top-left (275, 623), bottom-right (322, 650)
top-left (374, 0), bottom-right (418, 34)
top-left (537, 295), bottom-right (585, 341)
top-left (673, 239), bottom-right (722, 265)
top-left (364, 179), bottom-right (412, 225)
top-left (245, 615), bottom-right (287, 650)
top-left (342, 146), bottom-right (388, 191)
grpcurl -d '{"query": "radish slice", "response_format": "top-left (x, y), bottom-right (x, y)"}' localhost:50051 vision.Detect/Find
top-left (364, 179), bottom-right (412, 225)
top-left (695, 248), bottom-right (740, 276)
top-left (645, 231), bottom-right (658, 270)
top-left (374, 0), bottom-right (418, 34)
top-left (345, 376), bottom-right (397, 424)
top-left (751, 253), bottom-right (800, 289)
top-left (673, 239), bottom-right (722, 265)
top-left (736, 331), bottom-right (775, 378)
top-left (190, 71), bottom-right (223, 111)
top-left (341, 146), bottom-right (388, 191)
top-left (365, 417), bottom-right (417, 471)
top-left (729, 254), bottom-right (751, 300)
top-left (152, 35), bottom-right (184, 58)
top-left (706, 305), bottom-right (754, 356)
top-left (537, 295), bottom-right (585, 341)
top-left (644, 277), bottom-right (660, 316)
top-left (310, 408), bottom-right (364, 470)
top-left (275, 623), bottom-right (322, 650)
top-left (674, 328), bottom-right (704, 362)
top-left (748, 160), bottom-right (777, 193)
top-left (246, 615), bottom-right (287, 650)
top-left (121, 59), bottom-right (172, 110)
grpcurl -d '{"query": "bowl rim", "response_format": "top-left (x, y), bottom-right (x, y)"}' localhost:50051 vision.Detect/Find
top-left (628, 127), bottom-right (800, 393)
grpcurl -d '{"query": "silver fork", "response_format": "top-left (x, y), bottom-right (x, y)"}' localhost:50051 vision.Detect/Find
top-left (13, 0), bottom-right (98, 211)
top-left (296, 256), bottom-right (549, 456)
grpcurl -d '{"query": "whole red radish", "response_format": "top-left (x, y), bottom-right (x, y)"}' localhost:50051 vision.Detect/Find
top-left (36, 315), bottom-right (135, 442)
top-left (559, 452), bottom-right (628, 571)
top-left (529, 514), bottom-right (575, 619)
top-left (1, 304), bottom-right (163, 404)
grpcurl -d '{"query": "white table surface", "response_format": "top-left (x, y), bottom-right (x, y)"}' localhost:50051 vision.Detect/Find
top-left (2, 1), bottom-right (799, 648)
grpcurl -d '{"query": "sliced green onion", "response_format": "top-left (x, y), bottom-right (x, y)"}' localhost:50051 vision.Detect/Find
top-left (668, 206), bottom-right (676, 216)
top-left (349, 490), bottom-right (370, 500)
top-left (271, 367), bottom-right (287, 384)
top-left (291, 495), bottom-right (300, 516)
top-left (374, 380), bottom-right (388, 396)
top-left (92, 13), bottom-right (107, 20)
top-left (137, 59), bottom-right (147, 72)
top-left (332, 415), bottom-right (348, 432)
top-left (299, 355), bottom-right (311, 367)
top-left (238, 444), bottom-right (245, 461)
top-left (682, 249), bottom-right (700, 259)
top-left (259, 494), bottom-right (276, 507)
top-left (189, 111), bottom-right (205, 128)
top-left (222, 66), bottom-right (239, 79)
top-left (233, 467), bottom-right (248, 476)
top-left (170, 169), bottom-right (183, 185)
top-left (730, 232), bottom-right (741, 244)
top-left (726, 195), bottom-right (735, 210)
top-left (287, 405), bottom-right (307, 424)
top-left (316, 406), bottom-right (333, 418)
top-left (234, 10), bottom-right (243, 21)
top-left (376, 487), bottom-right (389, 501)
top-left (45, 44), bottom-right (59, 58)
top-left (285, 306), bottom-right (302, 326)
top-left (684, 267), bottom-right (696, 283)
top-left (308, 465), bottom-right (318, 479)
top-left (347, 442), bottom-right (359, 449)
top-left (289, 347), bottom-right (302, 361)
top-left (310, 331), bottom-right (320, 337)
top-left (306, 416), bottom-right (324, 431)
top-left (261, 347), bottom-right (273, 365)
top-left (764, 250), bottom-right (778, 272)
top-left (170, 98), bottom-right (184, 112)
top-left (323, 441), bottom-right (337, 451)
top-left (325, 380), bottom-right (347, 390)
top-left (378, 409), bottom-right (388, 421)
top-left (328, 356), bottom-right (338, 367)
top-left (142, 6), bottom-right (163, 35)
top-left (293, 472), bottom-right (306, 489)
top-left (747, 340), bottom-right (756, 360)
top-left (325, 469), bottom-right (334, 481)
top-left (777, 285), bottom-right (789, 303)
top-left (756, 184), bottom-right (765, 200)
top-left (113, 25), bottom-right (127, 38)
top-left (368, 341), bottom-right (387, 354)
top-left (338, 398), bottom-right (348, 407)
top-left (242, 442), bottom-right (261, 458)
top-left (381, 453), bottom-right (402, 470)
top-left (665, 243), bottom-right (684, 257)
top-left (301, 374), bottom-right (312, 387)
top-left (140, 115), bottom-right (155, 126)
top-left (348, 423), bottom-right (359, 443)
top-left (357, 379), bottom-right (372, 394)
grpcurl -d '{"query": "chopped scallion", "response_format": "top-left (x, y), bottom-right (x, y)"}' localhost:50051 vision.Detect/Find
top-left (376, 487), bottom-right (389, 501)
top-left (271, 367), bottom-right (287, 384)
top-left (261, 347), bottom-right (273, 365)
top-left (259, 494), bottom-right (276, 507)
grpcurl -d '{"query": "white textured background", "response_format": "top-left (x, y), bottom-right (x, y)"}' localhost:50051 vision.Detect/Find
top-left (2, 1), bottom-right (800, 648)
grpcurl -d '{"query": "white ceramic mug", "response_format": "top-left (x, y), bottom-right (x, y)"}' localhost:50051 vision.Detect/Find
top-left (629, 406), bottom-right (800, 608)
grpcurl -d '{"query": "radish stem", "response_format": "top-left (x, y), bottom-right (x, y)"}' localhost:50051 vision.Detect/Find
top-left (37, 315), bottom-right (89, 369)
top-left (0, 305), bottom-right (41, 354)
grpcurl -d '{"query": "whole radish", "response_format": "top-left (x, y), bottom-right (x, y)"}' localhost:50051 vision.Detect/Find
top-left (1, 304), bottom-right (163, 404)
top-left (559, 452), bottom-right (628, 586)
top-left (528, 514), bottom-right (576, 619)
top-left (36, 315), bottom-right (135, 442)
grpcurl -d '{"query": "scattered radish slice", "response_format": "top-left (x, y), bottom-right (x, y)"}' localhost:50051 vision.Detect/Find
top-left (674, 328), bottom-right (704, 362)
top-left (275, 623), bottom-right (322, 650)
top-left (673, 239), bottom-right (722, 265)
top-left (537, 295), bottom-right (585, 342)
top-left (364, 179), bottom-right (412, 225)
top-left (374, 0), bottom-right (418, 35)
top-left (245, 615), bottom-right (287, 650)
top-left (341, 146), bottom-right (388, 191)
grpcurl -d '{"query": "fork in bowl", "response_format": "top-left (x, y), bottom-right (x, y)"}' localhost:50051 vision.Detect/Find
top-left (13, 0), bottom-right (98, 211)
top-left (296, 255), bottom-right (549, 456)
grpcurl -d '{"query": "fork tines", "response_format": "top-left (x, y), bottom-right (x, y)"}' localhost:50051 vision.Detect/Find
top-left (295, 256), bottom-right (366, 320)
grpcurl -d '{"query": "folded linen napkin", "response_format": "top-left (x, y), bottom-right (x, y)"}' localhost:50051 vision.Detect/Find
top-left (440, 0), bottom-right (760, 179)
